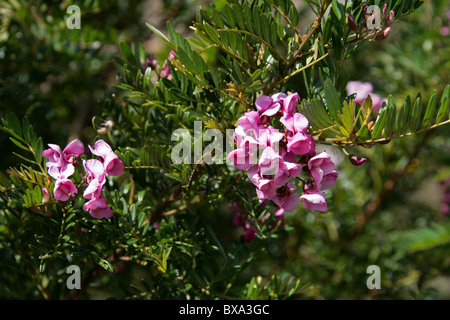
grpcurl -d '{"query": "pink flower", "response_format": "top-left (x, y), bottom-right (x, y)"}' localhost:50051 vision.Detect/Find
top-left (42, 139), bottom-right (84, 179)
top-left (257, 126), bottom-right (284, 149)
top-left (346, 81), bottom-right (373, 105)
top-left (227, 146), bottom-right (257, 170)
top-left (83, 197), bottom-right (113, 219)
top-left (83, 159), bottom-right (105, 184)
top-left (281, 113), bottom-right (309, 134)
top-left (281, 113), bottom-right (315, 156)
top-left (272, 182), bottom-right (299, 213)
top-left (229, 91), bottom-right (339, 215)
top-left (227, 125), bottom-right (261, 170)
top-left (255, 95), bottom-right (282, 117)
top-left (370, 93), bottom-right (387, 112)
top-left (83, 159), bottom-right (106, 200)
top-left (273, 155), bottom-right (302, 186)
top-left (258, 146), bottom-right (282, 177)
top-left (89, 140), bottom-right (124, 176)
top-left (281, 92), bottom-right (300, 115)
top-left (237, 111), bottom-right (263, 133)
top-left (53, 178), bottom-right (78, 202)
top-left (286, 132), bottom-right (315, 156)
top-left (307, 152), bottom-right (338, 191)
top-left (255, 178), bottom-right (277, 202)
top-left (300, 191), bottom-right (328, 212)
top-left (349, 154), bottom-right (367, 166)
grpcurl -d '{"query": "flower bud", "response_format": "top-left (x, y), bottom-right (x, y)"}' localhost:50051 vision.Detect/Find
top-left (386, 10), bottom-right (395, 27)
top-left (349, 154), bottom-right (367, 166)
top-left (42, 187), bottom-right (51, 204)
top-left (375, 27), bottom-right (391, 40)
top-left (382, 4), bottom-right (388, 21)
top-left (348, 14), bottom-right (358, 32)
top-left (362, 5), bottom-right (369, 21)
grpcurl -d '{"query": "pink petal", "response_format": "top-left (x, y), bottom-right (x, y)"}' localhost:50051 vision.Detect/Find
top-left (282, 193), bottom-right (299, 212)
top-left (54, 179), bottom-right (77, 202)
top-left (104, 153), bottom-right (124, 176)
top-left (300, 192), bottom-right (328, 212)
top-left (83, 159), bottom-right (105, 180)
top-left (283, 92), bottom-right (300, 115)
top-left (83, 197), bottom-right (113, 219)
top-left (63, 139), bottom-right (85, 156)
top-left (238, 111), bottom-right (261, 132)
top-left (261, 102), bottom-right (281, 117)
top-left (83, 178), bottom-right (105, 200)
top-left (320, 171), bottom-right (338, 190)
top-left (287, 133), bottom-right (315, 155)
top-left (255, 95), bottom-right (273, 114)
top-left (89, 140), bottom-right (113, 158)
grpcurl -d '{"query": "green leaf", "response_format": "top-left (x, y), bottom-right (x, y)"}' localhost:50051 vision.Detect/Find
top-left (394, 223), bottom-right (450, 253)
top-left (204, 23), bottom-right (221, 44)
top-left (422, 89), bottom-right (437, 128)
top-left (372, 104), bottom-right (388, 140)
top-left (338, 100), bottom-right (355, 137)
top-left (119, 41), bottom-right (135, 65)
top-left (384, 95), bottom-right (396, 139)
top-left (0, 172), bottom-right (11, 188)
top-left (6, 113), bottom-right (23, 138)
top-left (146, 23), bottom-right (174, 50)
top-left (165, 172), bottom-right (183, 183)
top-left (436, 97), bottom-right (449, 124)
top-left (9, 137), bottom-right (29, 152)
top-left (331, 0), bottom-right (342, 21)
top-left (396, 96), bottom-right (411, 136)
top-left (323, 79), bottom-right (341, 120)
top-left (232, 4), bottom-right (246, 31)
top-left (436, 84), bottom-right (449, 123)
top-left (34, 137), bottom-right (44, 163)
top-left (409, 96), bottom-right (422, 133)
top-left (212, 9), bottom-right (224, 29)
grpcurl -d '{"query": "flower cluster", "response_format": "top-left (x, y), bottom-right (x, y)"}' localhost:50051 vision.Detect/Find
top-left (83, 140), bottom-right (124, 219)
top-left (43, 139), bottom-right (123, 219)
top-left (42, 139), bottom-right (84, 202)
top-left (227, 92), bottom-right (338, 215)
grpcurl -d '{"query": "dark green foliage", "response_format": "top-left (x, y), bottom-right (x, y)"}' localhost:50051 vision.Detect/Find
top-left (0, 0), bottom-right (449, 300)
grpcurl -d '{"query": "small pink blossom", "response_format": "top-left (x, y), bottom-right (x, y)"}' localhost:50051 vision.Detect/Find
top-left (83, 197), bottom-right (113, 219)
top-left (53, 179), bottom-right (78, 202)
top-left (281, 113), bottom-right (315, 156)
top-left (281, 92), bottom-right (300, 115)
top-left (307, 152), bottom-right (338, 191)
top-left (237, 111), bottom-right (262, 133)
top-left (300, 191), bottom-right (328, 212)
top-left (89, 140), bottom-right (124, 176)
top-left (272, 182), bottom-right (299, 213)
top-left (286, 132), bottom-right (315, 156)
top-left (42, 139), bottom-right (84, 179)
top-left (255, 95), bottom-right (282, 117)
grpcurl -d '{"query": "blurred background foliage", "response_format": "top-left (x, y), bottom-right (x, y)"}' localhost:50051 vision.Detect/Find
top-left (1, 0), bottom-right (449, 299)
